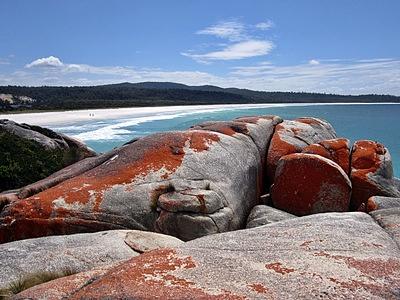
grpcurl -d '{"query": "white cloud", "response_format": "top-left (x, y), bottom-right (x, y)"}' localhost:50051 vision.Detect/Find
top-left (196, 21), bottom-right (246, 41)
top-left (255, 21), bottom-right (274, 30)
top-left (26, 56), bottom-right (64, 68)
top-left (183, 40), bottom-right (274, 63)
top-left (186, 20), bottom-right (275, 63)
top-left (309, 59), bottom-right (320, 65)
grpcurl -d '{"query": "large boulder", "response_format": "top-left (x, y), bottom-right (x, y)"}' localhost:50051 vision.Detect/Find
top-left (266, 117), bottom-right (337, 182)
top-left (271, 153), bottom-right (351, 216)
top-left (0, 119), bottom-right (96, 192)
top-left (350, 140), bottom-right (400, 210)
top-left (302, 138), bottom-right (350, 174)
top-left (191, 115), bottom-right (282, 195)
top-left (0, 229), bottom-right (182, 290)
top-left (246, 205), bottom-right (296, 228)
top-left (17, 213), bottom-right (400, 299)
top-left (0, 116), bottom-right (278, 243)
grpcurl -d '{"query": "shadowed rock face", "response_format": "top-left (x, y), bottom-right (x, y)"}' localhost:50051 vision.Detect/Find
top-left (350, 140), bottom-right (400, 210)
top-left (266, 117), bottom-right (337, 183)
top-left (271, 153), bottom-right (352, 216)
top-left (16, 213), bottom-right (400, 299)
top-left (0, 116), bottom-right (279, 243)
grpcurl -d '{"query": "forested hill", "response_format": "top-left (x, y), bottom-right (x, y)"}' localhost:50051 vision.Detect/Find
top-left (1, 82), bottom-right (399, 111)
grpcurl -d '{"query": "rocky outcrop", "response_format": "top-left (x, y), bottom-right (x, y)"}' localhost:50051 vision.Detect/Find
top-left (370, 207), bottom-right (400, 248)
top-left (367, 196), bottom-right (400, 212)
top-left (246, 205), bottom-right (296, 228)
top-left (271, 153), bottom-right (352, 216)
top-left (0, 116), bottom-right (278, 243)
top-left (350, 140), bottom-right (400, 210)
top-left (17, 213), bottom-right (400, 299)
top-left (0, 229), bottom-right (182, 290)
top-left (302, 138), bottom-right (350, 174)
top-left (3, 113), bottom-right (400, 299)
top-left (266, 117), bottom-right (337, 182)
top-left (0, 119), bottom-right (96, 192)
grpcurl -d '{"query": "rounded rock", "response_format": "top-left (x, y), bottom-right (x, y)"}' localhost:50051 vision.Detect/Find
top-left (350, 140), bottom-right (400, 210)
top-left (271, 153), bottom-right (351, 216)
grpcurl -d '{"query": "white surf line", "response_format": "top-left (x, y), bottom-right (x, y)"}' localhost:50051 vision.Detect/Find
top-left (0, 102), bottom-right (398, 127)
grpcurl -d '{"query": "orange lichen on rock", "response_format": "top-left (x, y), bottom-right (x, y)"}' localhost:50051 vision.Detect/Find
top-left (68, 248), bottom-right (245, 299)
top-left (248, 283), bottom-right (269, 294)
top-left (366, 197), bottom-right (379, 212)
top-left (350, 140), bottom-right (400, 210)
top-left (266, 118), bottom-right (337, 184)
top-left (265, 262), bottom-right (295, 275)
top-left (303, 138), bottom-right (350, 174)
top-left (271, 153), bottom-right (351, 216)
top-left (0, 131), bottom-right (220, 243)
top-left (266, 126), bottom-right (298, 180)
top-left (314, 250), bottom-right (400, 278)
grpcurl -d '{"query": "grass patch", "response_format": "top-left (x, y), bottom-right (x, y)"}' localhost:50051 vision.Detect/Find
top-left (0, 268), bottom-right (77, 298)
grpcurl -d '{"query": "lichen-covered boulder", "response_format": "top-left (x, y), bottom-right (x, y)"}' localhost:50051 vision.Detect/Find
top-left (302, 138), bottom-right (350, 174)
top-left (17, 213), bottom-right (400, 299)
top-left (0, 119), bottom-right (96, 192)
top-left (0, 230), bottom-right (182, 290)
top-left (266, 117), bottom-right (337, 182)
top-left (0, 116), bottom-right (278, 243)
top-left (350, 140), bottom-right (400, 210)
top-left (192, 115), bottom-right (282, 165)
top-left (246, 205), bottom-right (296, 228)
top-left (271, 153), bottom-right (351, 216)
top-left (191, 115), bottom-right (282, 195)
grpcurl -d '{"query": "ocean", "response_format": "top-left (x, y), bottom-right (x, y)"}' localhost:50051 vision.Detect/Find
top-left (2, 103), bottom-right (399, 176)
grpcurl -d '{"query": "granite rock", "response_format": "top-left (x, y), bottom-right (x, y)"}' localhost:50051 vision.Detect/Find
top-left (246, 205), bottom-right (296, 228)
top-left (350, 140), bottom-right (400, 210)
top-left (271, 153), bottom-right (351, 216)
top-left (18, 213), bottom-right (400, 299)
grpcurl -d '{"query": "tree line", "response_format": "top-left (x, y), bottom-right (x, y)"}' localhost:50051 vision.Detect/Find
top-left (1, 82), bottom-right (399, 112)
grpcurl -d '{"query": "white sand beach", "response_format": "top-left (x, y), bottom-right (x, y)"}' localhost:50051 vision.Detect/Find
top-left (0, 102), bottom-right (396, 127)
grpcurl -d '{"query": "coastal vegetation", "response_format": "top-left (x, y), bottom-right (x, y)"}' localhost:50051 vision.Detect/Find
top-left (0, 131), bottom-right (64, 191)
top-left (1, 82), bottom-right (399, 112)
top-left (0, 268), bottom-right (76, 299)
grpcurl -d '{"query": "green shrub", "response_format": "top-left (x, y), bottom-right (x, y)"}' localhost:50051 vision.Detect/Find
top-left (0, 131), bottom-right (65, 192)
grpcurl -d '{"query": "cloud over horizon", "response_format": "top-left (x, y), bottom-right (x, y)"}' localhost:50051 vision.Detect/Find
top-left (25, 56), bottom-right (64, 68)
top-left (5, 56), bottom-right (399, 96)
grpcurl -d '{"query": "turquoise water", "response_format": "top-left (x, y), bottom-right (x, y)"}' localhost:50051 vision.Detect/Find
top-left (51, 104), bottom-right (400, 177)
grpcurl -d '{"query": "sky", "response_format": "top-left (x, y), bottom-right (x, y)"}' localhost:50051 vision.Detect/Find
top-left (0, 0), bottom-right (399, 95)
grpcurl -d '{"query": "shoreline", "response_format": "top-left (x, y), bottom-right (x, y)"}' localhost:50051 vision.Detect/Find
top-left (1, 102), bottom-right (399, 127)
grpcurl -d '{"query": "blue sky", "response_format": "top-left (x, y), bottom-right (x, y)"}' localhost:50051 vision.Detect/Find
top-left (1, 0), bottom-right (399, 95)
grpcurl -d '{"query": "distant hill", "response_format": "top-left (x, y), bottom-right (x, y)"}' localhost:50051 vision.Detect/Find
top-left (0, 82), bottom-right (399, 112)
